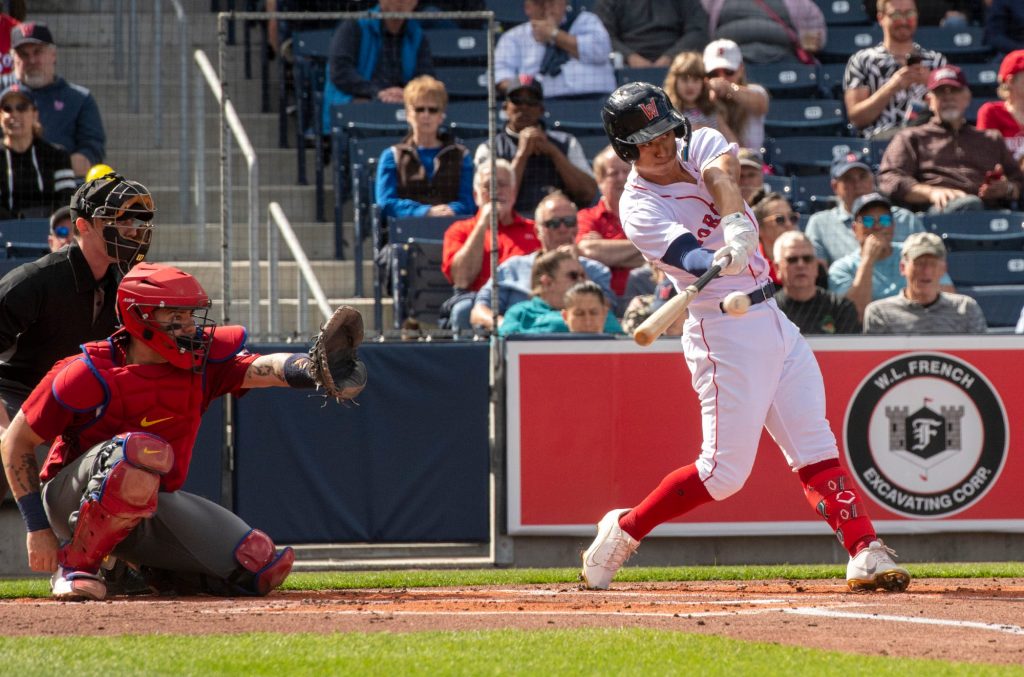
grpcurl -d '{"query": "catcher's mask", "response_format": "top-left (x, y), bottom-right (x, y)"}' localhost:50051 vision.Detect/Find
top-left (116, 262), bottom-right (216, 373)
top-left (602, 81), bottom-right (691, 164)
top-left (71, 172), bottom-right (156, 274)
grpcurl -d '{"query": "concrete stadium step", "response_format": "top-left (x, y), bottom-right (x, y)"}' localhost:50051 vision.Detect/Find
top-left (148, 221), bottom-right (356, 262)
top-left (58, 46), bottom-right (275, 83)
top-left (111, 147), bottom-right (305, 186)
top-left (198, 295), bottom-right (392, 337)
top-left (165, 259), bottom-right (376, 299)
top-left (104, 113), bottom-right (286, 153)
top-left (87, 80), bottom-right (269, 115)
top-left (31, 8), bottom-right (223, 47)
top-left (146, 183), bottom-right (337, 225)
top-left (288, 543), bottom-right (492, 571)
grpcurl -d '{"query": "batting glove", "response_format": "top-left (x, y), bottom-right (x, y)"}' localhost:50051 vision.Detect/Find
top-left (712, 245), bottom-right (749, 276)
top-left (721, 212), bottom-right (758, 256)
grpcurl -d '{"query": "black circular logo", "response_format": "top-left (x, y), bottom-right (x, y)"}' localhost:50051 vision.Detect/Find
top-left (844, 352), bottom-right (1007, 518)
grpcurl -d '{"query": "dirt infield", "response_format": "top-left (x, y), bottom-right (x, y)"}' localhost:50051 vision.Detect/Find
top-left (3, 579), bottom-right (1023, 665)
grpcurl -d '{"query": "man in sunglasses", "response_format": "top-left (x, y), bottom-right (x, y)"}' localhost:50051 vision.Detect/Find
top-left (0, 173), bottom-right (155, 501)
top-left (773, 230), bottom-right (860, 335)
top-left (829, 192), bottom-right (954, 319)
top-left (47, 204), bottom-right (72, 252)
top-left (469, 190), bottom-right (612, 332)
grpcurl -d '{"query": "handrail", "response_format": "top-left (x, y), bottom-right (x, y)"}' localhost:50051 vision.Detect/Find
top-left (194, 48), bottom-right (260, 336)
top-left (268, 202), bottom-right (333, 340)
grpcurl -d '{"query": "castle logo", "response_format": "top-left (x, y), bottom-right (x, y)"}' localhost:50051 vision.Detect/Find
top-left (844, 352), bottom-right (1007, 518)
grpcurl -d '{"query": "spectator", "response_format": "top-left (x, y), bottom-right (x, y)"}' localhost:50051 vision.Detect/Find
top-left (977, 50), bottom-right (1024, 171)
top-left (495, 0), bottom-right (616, 99)
top-left (469, 190), bottom-right (613, 331)
top-left (751, 190), bottom-right (798, 284)
top-left (773, 231), bottom-right (860, 335)
top-left (828, 192), bottom-right (953, 319)
top-left (844, 0), bottom-right (947, 140)
top-left (561, 280), bottom-right (620, 334)
top-left (11, 22), bottom-right (106, 177)
top-left (576, 145), bottom-right (644, 302)
top-left (664, 51), bottom-right (736, 141)
top-left (440, 159), bottom-right (540, 330)
top-left (804, 150), bottom-right (922, 268)
top-left (863, 232), bottom-right (987, 334)
top-left (321, 0), bottom-right (434, 133)
top-left (375, 75), bottom-right (475, 220)
top-left (737, 147), bottom-right (766, 203)
top-left (475, 76), bottom-right (597, 216)
top-left (498, 249), bottom-right (621, 335)
top-left (0, 6), bottom-right (21, 89)
top-left (702, 39), bottom-right (770, 149)
top-left (986, 0), bottom-right (1024, 57)
top-left (703, 0), bottom-right (827, 65)
top-left (865, 0), bottom-right (983, 28)
top-left (878, 65), bottom-right (1024, 213)
top-left (594, 0), bottom-right (709, 68)
top-left (47, 205), bottom-right (71, 252)
top-left (620, 270), bottom-right (684, 337)
top-left (0, 84), bottom-right (75, 220)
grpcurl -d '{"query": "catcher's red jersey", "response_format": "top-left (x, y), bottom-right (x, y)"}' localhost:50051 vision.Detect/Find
top-left (26, 326), bottom-right (257, 492)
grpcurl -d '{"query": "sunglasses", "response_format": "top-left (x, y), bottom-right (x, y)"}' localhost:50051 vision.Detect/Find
top-left (709, 68), bottom-right (736, 78)
top-left (509, 95), bottom-right (541, 107)
top-left (543, 216), bottom-right (577, 229)
top-left (565, 270), bottom-right (585, 281)
top-left (413, 106), bottom-right (441, 114)
top-left (1, 102), bottom-right (31, 113)
top-left (52, 225), bottom-right (70, 238)
top-left (784, 254), bottom-right (816, 265)
top-left (885, 9), bottom-right (917, 20)
top-left (859, 213), bottom-right (893, 229)
top-left (769, 214), bottom-right (800, 227)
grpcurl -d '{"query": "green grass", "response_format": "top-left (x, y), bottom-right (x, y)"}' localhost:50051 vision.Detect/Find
top-left (1, 629), bottom-right (1020, 676)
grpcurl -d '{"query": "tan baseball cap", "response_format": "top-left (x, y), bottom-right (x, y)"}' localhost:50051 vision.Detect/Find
top-left (901, 232), bottom-right (946, 260)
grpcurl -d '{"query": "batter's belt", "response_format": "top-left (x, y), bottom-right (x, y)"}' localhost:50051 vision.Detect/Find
top-left (718, 281), bottom-right (776, 313)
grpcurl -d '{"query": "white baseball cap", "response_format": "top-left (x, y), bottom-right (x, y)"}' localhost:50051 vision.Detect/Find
top-left (703, 39), bottom-right (743, 73)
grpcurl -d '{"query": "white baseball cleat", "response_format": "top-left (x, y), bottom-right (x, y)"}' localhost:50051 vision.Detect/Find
top-left (846, 539), bottom-right (911, 592)
top-left (580, 508), bottom-right (639, 590)
top-left (51, 565), bottom-right (107, 601)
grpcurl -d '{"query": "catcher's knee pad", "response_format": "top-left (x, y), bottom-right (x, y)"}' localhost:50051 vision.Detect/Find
top-left (801, 462), bottom-right (874, 554)
top-left (230, 529), bottom-right (295, 596)
top-left (61, 434), bottom-right (174, 571)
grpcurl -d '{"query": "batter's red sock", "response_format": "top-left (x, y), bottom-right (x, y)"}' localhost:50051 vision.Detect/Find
top-left (618, 464), bottom-right (714, 541)
top-left (798, 459), bottom-right (876, 557)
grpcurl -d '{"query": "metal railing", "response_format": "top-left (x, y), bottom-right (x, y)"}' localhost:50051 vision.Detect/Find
top-left (268, 201), bottom-right (333, 340)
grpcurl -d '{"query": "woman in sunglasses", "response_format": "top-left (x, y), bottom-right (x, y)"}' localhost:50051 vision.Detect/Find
top-left (0, 84), bottom-right (75, 220)
top-left (751, 191), bottom-right (800, 284)
top-left (375, 75), bottom-right (475, 221)
top-left (701, 39), bottom-right (770, 150)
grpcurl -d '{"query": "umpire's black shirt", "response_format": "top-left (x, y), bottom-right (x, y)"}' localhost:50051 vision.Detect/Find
top-left (0, 243), bottom-right (119, 397)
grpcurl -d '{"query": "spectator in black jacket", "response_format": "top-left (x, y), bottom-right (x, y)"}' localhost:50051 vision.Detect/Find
top-left (593, 0), bottom-right (709, 68)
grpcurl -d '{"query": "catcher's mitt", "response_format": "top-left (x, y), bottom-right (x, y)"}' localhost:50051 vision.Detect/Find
top-left (308, 305), bottom-right (367, 404)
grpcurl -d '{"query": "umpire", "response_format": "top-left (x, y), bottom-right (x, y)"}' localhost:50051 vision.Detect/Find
top-left (0, 173), bottom-right (155, 500)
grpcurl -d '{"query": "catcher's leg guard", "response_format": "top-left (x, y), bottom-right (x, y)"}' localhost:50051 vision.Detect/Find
top-left (228, 529), bottom-right (295, 596)
top-left (799, 459), bottom-right (875, 556)
top-left (60, 433), bottom-right (174, 572)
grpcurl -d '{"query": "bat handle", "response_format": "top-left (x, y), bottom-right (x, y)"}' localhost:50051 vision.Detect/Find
top-left (693, 263), bottom-right (722, 292)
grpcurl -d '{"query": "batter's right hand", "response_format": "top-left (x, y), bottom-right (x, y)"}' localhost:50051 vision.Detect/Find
top-left (713, 245), bottom-right (748, 276)
top-left (27, 528), bottom-right (59, 573)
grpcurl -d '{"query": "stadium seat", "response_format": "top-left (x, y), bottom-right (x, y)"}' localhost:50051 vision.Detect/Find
top-left (958, 285), bottom-right (1024, 328)
top-left (914, 26), bottom-right (993, 64)
top-left (764, 99), bottom-right (849, 137)
top-left (422, 28), bottom-right (488, 66)
top-left (923, 211), bottom-right (1024, 237)
top-left (813, 0), bottom-right (871, 25)
top-left (817, 25), bottom-right (882, 64)
top-left (444, 100), bottom-right (493, 135)
top-left (544, 96), bottom-right (607, 134)
top-left (817, 62), bottom-right (847, 99)
top-left (390, 237), bottom-right (454, 328)
top-left (484, 0), bottom-right (528, 29)
top-left (289, 29), bottom-right (334, 184)
top-left (576, 133), bottom-right (610, 163)
top-left (868, 137), bottom-right (891, 169)
top-left (766, 136), bottom-right (870, 176)
top-left (791, 174), bottom-right (835, 213)
top-left (745, 63), bottom-right (820, 99)
top-left (763, 174), bottom-right (794, 201)
top-left (0, 218), bottom-right (50, 244)
top-left (435, 66), bottom-right (489, 100)
top-left (946, 251), bottom-right (1024, 286)
top-left (941, 232), bottom-right (1024, 252)
top-left (960, 61), bottom-right (1001, 98)
top-left (5, 242), bottom-right (49, 259)
top-left (346, 136), bottom-right (398, 294)
top-left (615, 66), bottom-right (669, 88)
top-left (966, 97), bottom-right (997, 125)
top-left (390, 215), bottom-right (459, 242)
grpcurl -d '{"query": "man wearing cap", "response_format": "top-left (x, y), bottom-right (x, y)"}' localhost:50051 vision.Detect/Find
top-left (863, 231), bottom-right (986, 334)
top-left (475, 75), bottom-right (597, 216)
top-left (47, 204), bottom-right (72, 252)
top-left (11, 22), bottom-right (105, 178)
top-left (977, 50), bottom-right (1024, 171)
top-left (737, 148), bottom-right (766, 204)
top-left (879, 64), bottom-right (1024, 213)
top-left (845, 0), bottom-right (946, 140)
top-left (495, 0), bottom-right (616, 99)
top-left (828, 191), bottom-right (954, 318)
top-left (593, 0), bottom-right (708, 68)
top-left (804, 149), bottom-right (922, 268)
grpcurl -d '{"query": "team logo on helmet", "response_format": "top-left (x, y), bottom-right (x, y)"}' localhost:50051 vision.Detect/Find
top-left (844, 352), bottom-right (1007, 518)
top-left (639, 97), bottom-right (659, 122)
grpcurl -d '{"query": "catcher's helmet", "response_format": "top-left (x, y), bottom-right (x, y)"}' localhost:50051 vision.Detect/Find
top-left (116, 263), bottom-right (215, 372)
top-left (602, 82), bottom-right (691, 163)
top-left (71, 173), bottom-right (156, 274)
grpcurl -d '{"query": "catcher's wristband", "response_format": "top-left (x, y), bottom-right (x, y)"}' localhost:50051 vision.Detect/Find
top-left (283, 353), bottom-right (315, 389)
top-left (17, 492), bottom-right (50, 532)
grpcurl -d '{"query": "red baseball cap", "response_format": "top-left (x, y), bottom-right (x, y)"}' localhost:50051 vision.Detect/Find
top-left (927, 65), bottom-right (967, 91)
top-left (998, 50), bottom-right (1024, 84)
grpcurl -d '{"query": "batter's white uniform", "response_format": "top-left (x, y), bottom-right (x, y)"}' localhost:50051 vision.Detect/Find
top-left (620, 128), bottom-right (839, 500)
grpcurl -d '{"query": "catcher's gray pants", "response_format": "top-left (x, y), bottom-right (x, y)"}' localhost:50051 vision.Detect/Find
top-left (42, 440), bottom-right (253, 580)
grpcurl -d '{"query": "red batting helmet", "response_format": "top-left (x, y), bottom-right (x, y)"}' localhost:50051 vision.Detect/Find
top-left (116, 263), bottom-right (215, 372)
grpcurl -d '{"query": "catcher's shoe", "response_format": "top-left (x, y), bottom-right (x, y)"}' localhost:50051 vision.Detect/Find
top-left (52, 565), bottom-right (107, 601)
top-left (580, 508), bottom-right (638, 590)
top-left (846, 539), bottom-right (911, 592)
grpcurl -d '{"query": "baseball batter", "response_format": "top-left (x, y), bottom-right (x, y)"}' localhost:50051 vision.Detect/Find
top-left (1, 263), bottom-right (366, 600)
top-left (580, 82), bottom-right (911, 593)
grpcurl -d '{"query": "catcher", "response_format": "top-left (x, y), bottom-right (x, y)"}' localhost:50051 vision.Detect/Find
top-left (1, 262), bottom-right (366, 600)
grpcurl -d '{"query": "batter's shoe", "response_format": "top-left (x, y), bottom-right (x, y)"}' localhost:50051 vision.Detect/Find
top-left (580, 508), bottom-right (639, 590)
top-left (846, 539), bottom-right (911, 592)
top-left (51, 565), bottom-right (107, 601)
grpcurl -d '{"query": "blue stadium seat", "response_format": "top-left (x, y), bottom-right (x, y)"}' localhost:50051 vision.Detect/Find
top-left (817, 25), bottom-right (882, 63)
top-left (958, 285), bottom-right (1024, 328)
top-left (289, 29), bottom-right (334, 185)
top-left (766, 136), bottom-right (870, 176)
top-left (763, 174), bottom-right (794, 201)
top-left (422, 28), bottom-right (488, 66)
top-left (391, 215), bottom-right (459, 242)
top-left (545, 96), bottom-right (607, 134)
top-left (435, 66), bottom-right (489, 100)
top-left (615, 66), bottom-right (669, 88)
top-left (345, 136), bottom-right (399, 294)
top-left (764, 99), bottom-right (849, 137)
top-left (960, 60), bottom-right (1001, 98)
top-left (914, 26), bottom-right (993, 64)
top-left (946, 251), bottom-right (1024, 286)
top-left (966, 97), bottom-right (997, 125)
top-left (390, 237), bottom-right (454, 328)
top-left (5, 242), bottom-right (48, 259)
top-left (868, 137), bottom-right (891, 169)
top-left (0, 218), bottom-right (50, 244)
top-left (484, 0), bottom-right (528, 29)
top-left (817, 62), bottom-right (847, 99)
top-left (791, 174), bottom-right (835, 213)
top-left (813, 0), bottom-right (870, 25)
top-left (444, 100), bottom-right (493, 135)
top-left (923, 211), bottom-right (1024, 237)
top-left (941, 232), bottom-right (1024, 252)
top-left (745, 63), bottom-right (820, 99)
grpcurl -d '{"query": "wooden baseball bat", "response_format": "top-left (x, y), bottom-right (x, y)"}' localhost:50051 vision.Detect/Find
top-left (633, 264), bottom-right (722, 346)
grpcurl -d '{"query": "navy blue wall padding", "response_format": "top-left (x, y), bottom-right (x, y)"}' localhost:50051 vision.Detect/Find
top-left (179, 397), bottom-right (224, 504)
top-left (233, 341), bottom-right (490, 543)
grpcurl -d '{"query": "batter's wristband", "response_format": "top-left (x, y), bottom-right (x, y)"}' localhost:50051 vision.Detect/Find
top-left (16, 492), bottom-right (50, 532)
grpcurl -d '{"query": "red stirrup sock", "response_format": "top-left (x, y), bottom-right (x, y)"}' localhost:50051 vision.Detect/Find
top-left (799, 458), bottom-right (876, 557)
top-left (618, 464), bottom-right (714, 541)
